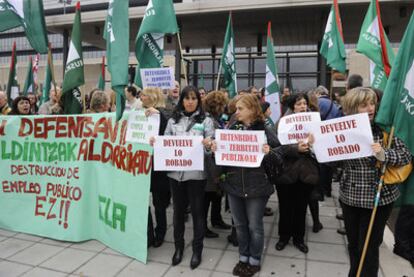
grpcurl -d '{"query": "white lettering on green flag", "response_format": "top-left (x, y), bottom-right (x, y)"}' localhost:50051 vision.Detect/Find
top-left (265, 21), bottom-right (281, 123)
top-left (62, 2), bottom-right (84, 114)
top-left (134, 0), bottom-right (178, 87)
top-left (0, 0), bottom-right (48, 53)
top-left (220, 13), bottom-right (237, 98)
top-left (0, 113), bottom-right (152, 262)
top-left (376, 12), bottom-right (414, 205)
top-left (104, 0), bottom-right (129, 121)
top-left (319, 1), bottom-right (346, 73)
top-left (357, 0), bottom-right (394, 89)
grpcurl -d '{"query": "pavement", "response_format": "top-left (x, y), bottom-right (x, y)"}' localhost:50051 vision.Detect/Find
top-left (0, 183), bottom-right (413, 277)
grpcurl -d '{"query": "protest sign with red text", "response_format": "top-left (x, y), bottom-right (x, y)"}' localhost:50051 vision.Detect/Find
top-left (277, 112), bottom-right (321, 145)
top-left (312, 113), bottom-right (374, 162)
top-left (153, 136), bottom-right (204, 171)
top-left (215, 130), bottom-right (265, 168)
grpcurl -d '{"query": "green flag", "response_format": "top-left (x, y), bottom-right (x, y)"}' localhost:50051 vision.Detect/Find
top-left (319, 0), bottom-right (346, 73)
top-left (23, 56), bottom-right (34, 96)
top-left (0, 0), bottom-right (48, 53)
top-left (62, 1), bottom-right (84, 114)
top-left (265, 21), bottom-right (281, 123)
top-left (104, 0), bottom-right (129, 121)
top-left (6, 41), bottom-right (18, 105)
top-left (96, 56), bottom-right (105, 90)
top-left (134, 0), bottom-right (179, 87)
top-left (357, 0), bottom-right (394, 90)
top-left (376, 12), bottom-right (414, 205)
top-left (220, 13), bottom-right (237, 98)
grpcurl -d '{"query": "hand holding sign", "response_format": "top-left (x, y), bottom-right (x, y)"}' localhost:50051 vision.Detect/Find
top-left (311, 113), bottom-right (374, 162)
top-left (277, 112), bottom-right (321, 145)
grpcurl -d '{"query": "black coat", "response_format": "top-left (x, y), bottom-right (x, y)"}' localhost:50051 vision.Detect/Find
top-left (220, 120), bottom-right (282, 198)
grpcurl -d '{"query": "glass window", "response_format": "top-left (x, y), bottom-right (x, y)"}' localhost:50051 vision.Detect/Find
top-left (289, 57), bottom-right (317, 73)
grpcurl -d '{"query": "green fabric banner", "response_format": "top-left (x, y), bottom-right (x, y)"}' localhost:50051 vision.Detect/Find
top-left (0, 112), bottom-right (152, 262)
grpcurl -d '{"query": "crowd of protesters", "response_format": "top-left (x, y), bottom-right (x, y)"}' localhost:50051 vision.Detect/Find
top-left (0, 73), bottom-right (413, 277)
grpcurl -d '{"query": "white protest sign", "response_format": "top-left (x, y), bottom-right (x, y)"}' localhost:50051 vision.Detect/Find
top-left (154, 136), bottom-right (204, 171)
top-left (312, 113), bottom-right (374, 163)
top-left (140, 67), bottom-right (175, 89)
top-left (277, 112), bottom-right (321, 145)
top-left (125, 110), bottom-right (160, 144)
top-left (215, 130), bottom-right (265, 168)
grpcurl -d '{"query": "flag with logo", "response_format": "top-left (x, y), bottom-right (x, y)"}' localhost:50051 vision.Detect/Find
top-left (376, 12), bottom-right (414, 205)
top-left (6, 41), bottom-right (19, 105)
top-left (219, 13), bottom-right (237, 98)
top-left (0, 0), bottom-right (48, 53)
top-left (104, 0), bottom-right (129, 121)
top-left (357, 0), bottom-right (395, 91)
top-left (23, 56), bottom-right (34, 96)
top-left (134, 0), bottom-right (179, 87)
top-left (97, 56), bottom-right (105, 90)
top-left (319, 0), bottom-right (346, 73)
top-left (265, 22), bottom-right (281, 123)
top-left (62, 1), bottom-right (84, 114)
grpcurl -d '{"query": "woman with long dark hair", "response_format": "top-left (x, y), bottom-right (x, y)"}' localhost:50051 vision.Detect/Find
top-left (163, 86), bottom-right (215, 269)
top-left (10, 96), bottom-right (31, 115)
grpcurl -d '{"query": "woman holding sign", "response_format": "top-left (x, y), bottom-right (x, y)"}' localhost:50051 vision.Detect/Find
top-left (324, 88), bottom-right (411, 277)
top-left (274, 93), bottom-right (320, 254)
top-left (142, 87), bottom-right (171, 248)
top-left (163, 86), bottom-right (214, 269)
top-left (213, 94), bottom-right (281, 277)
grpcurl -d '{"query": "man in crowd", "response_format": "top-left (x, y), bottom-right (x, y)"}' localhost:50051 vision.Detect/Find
top-left (124, 85), bottom-right (142, 111)
top-left (38, 86), bottom-right (61, 115)
top-left (165, 80), bottom-right (180, 114)
top-left (0, 90), bottom-right (11, 115)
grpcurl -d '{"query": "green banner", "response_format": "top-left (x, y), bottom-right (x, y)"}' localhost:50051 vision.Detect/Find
top-left (0, 112), bottom-right (152, 262)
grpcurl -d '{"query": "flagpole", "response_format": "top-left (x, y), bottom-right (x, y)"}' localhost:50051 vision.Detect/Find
top-left (216, 62), bottom-right (222, 91)
top-left (176, 32), bottom-right (188, 86)
top-left (48, 44), bottom-right (57, 92)
top-left (356, 126), bottom-right (395, 277)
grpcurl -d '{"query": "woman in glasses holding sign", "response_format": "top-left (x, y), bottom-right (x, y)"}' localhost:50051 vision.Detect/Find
top-left (314, 87), bottom-right (411, 277)
top-left (212, 94), bottom-right (282, 277)
top-left (163, 86), bottom-right (215, 269)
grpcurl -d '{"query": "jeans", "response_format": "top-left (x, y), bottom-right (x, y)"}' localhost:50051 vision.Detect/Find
top-left (342, 202), bottom-right (393, 277)
top-left (170, 178), bottom-right (206, 253)
top-left (228, 193), bottom-right (268, 266)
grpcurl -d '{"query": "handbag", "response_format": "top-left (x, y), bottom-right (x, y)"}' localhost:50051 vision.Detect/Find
top-left (381, 132), bottom-right (413, 185)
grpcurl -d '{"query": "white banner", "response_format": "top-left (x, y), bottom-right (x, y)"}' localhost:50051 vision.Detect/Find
top-left (277, 112), bottom-right (321, 145)
top-left (140, 67), bottom-right (175, 89)
top-left (214, 130), bottom-right (265, 168)
top-left (312, 113), bottom-right (374, 163)
top-left (125, 110), bottom-right (160, 144)
top-left (153, 136), bottom-right (204, 171)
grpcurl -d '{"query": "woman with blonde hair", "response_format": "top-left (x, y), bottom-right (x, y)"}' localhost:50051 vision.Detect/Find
top-left (212, 94), bottom-right (281, 277)
top-left (312, 87), bottom-right (411, 276)
top-left (89, 90), bottom-right (110, 113)
top-left (140, 87), bottom-right (171, 249)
